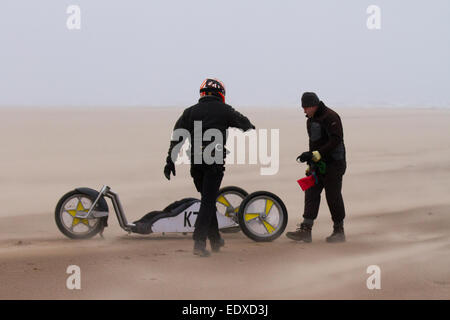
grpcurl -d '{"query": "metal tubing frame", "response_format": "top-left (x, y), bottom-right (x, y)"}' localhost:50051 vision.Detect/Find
top-left (105, 190), bottom-right (135, 231)
top-left (87, 185), bottom-right (135, 232)
top-left (85, 185), bottom-right (110, 218)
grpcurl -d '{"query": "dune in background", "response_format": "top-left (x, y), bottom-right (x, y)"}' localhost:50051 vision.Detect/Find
top-left (0, 106), bottom-right (449, 299)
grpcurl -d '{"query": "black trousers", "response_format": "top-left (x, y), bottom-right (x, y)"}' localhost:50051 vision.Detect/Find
top-left (191, 164), bottom-right (224, 242)
top-left (303, 160), bottom-right (347, 224)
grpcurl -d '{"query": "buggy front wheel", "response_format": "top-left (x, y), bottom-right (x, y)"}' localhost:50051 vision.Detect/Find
top-left (55, 190), bottom-right (104, 239)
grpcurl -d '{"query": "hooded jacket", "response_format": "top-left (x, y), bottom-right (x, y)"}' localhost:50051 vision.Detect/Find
top-left (166, 95), bottom-right (254, 165)
top-left (307, 101), bottom-right (346, 163)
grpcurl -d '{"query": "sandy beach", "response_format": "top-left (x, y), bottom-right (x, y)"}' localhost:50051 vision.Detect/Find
top-left (0, 106), bottom-right (449, 299)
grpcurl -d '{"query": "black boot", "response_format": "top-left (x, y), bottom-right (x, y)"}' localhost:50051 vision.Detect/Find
top-left (286, 223), bottom-right (312, 243)
top-left (326, 226), bottom-right (346, 243)
top-left (193, 240), bottom-right (211, 257)
top-left (210, 238), bottom-right (225, 253)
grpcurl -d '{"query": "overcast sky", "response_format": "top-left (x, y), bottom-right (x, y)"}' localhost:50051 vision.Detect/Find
top-left (1, 0), bottom-right (449, 107)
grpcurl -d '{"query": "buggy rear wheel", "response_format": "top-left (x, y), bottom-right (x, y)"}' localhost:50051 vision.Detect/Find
top-left (216, 186), bottom-right (248, 233)
top-left (238, 191), bottom-right (288, 242)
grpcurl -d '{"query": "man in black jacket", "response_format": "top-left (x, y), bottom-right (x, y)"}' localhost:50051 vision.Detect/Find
top-left (286, 92), bottom-right (347, 243)
top-left (164, 78), bottom-right (255, 257)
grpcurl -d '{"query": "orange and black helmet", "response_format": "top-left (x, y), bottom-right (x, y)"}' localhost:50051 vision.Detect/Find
top-left (199, 78), bottom-right (226, 103)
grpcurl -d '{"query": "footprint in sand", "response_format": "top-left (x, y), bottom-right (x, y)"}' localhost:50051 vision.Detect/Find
top-left (15, 240), bottom-right (31, 246)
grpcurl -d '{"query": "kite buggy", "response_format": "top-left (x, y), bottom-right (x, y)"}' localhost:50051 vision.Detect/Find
top-left (55, 185), bottom-right (288, 242)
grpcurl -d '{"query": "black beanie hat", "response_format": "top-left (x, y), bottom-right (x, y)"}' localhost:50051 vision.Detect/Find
top-left (301, 92), bottom-right (320, 108)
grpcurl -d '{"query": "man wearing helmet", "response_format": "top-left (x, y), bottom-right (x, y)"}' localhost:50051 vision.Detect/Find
top-left (164, 78), bottom-right (255, 257)
top-left (286, 92), bottom-right (347, 243)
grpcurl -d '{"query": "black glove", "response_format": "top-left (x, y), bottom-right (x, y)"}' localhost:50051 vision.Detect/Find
top-left (164, 161), bottom-right (176, 180)
top-left (296, 151), bottom-right (312, 163)
top-left (244, 123), bottom-right (255, 131)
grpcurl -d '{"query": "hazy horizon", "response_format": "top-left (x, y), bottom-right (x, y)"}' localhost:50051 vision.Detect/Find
top-left (1, 0), bottom-right (449, 108)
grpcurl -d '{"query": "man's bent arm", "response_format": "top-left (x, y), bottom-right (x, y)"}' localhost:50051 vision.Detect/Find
top-left (166, 110), bottom-right (189, 164)
top-left (227, 106), bottom-right (255, 131)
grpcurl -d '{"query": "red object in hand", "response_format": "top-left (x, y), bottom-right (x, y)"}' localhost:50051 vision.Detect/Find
top-left (297, 175), bottom-right (316, 191)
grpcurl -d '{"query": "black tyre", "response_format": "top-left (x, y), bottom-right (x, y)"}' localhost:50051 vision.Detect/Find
top-left (216, 186), bottom-right (248, 232)
top-left (238, 191), bottom-right (288, 242)
top-left (55, 190), bottom-right (104, 239)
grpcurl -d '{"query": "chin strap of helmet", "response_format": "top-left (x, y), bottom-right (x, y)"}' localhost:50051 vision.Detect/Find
top-left (200, 91), bottom-right (225, 103)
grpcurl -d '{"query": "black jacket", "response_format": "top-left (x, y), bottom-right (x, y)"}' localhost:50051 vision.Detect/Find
top-left (166, 95), bottom-right (254, 165)
top-left (307, 101), bottom-right (346, 163)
